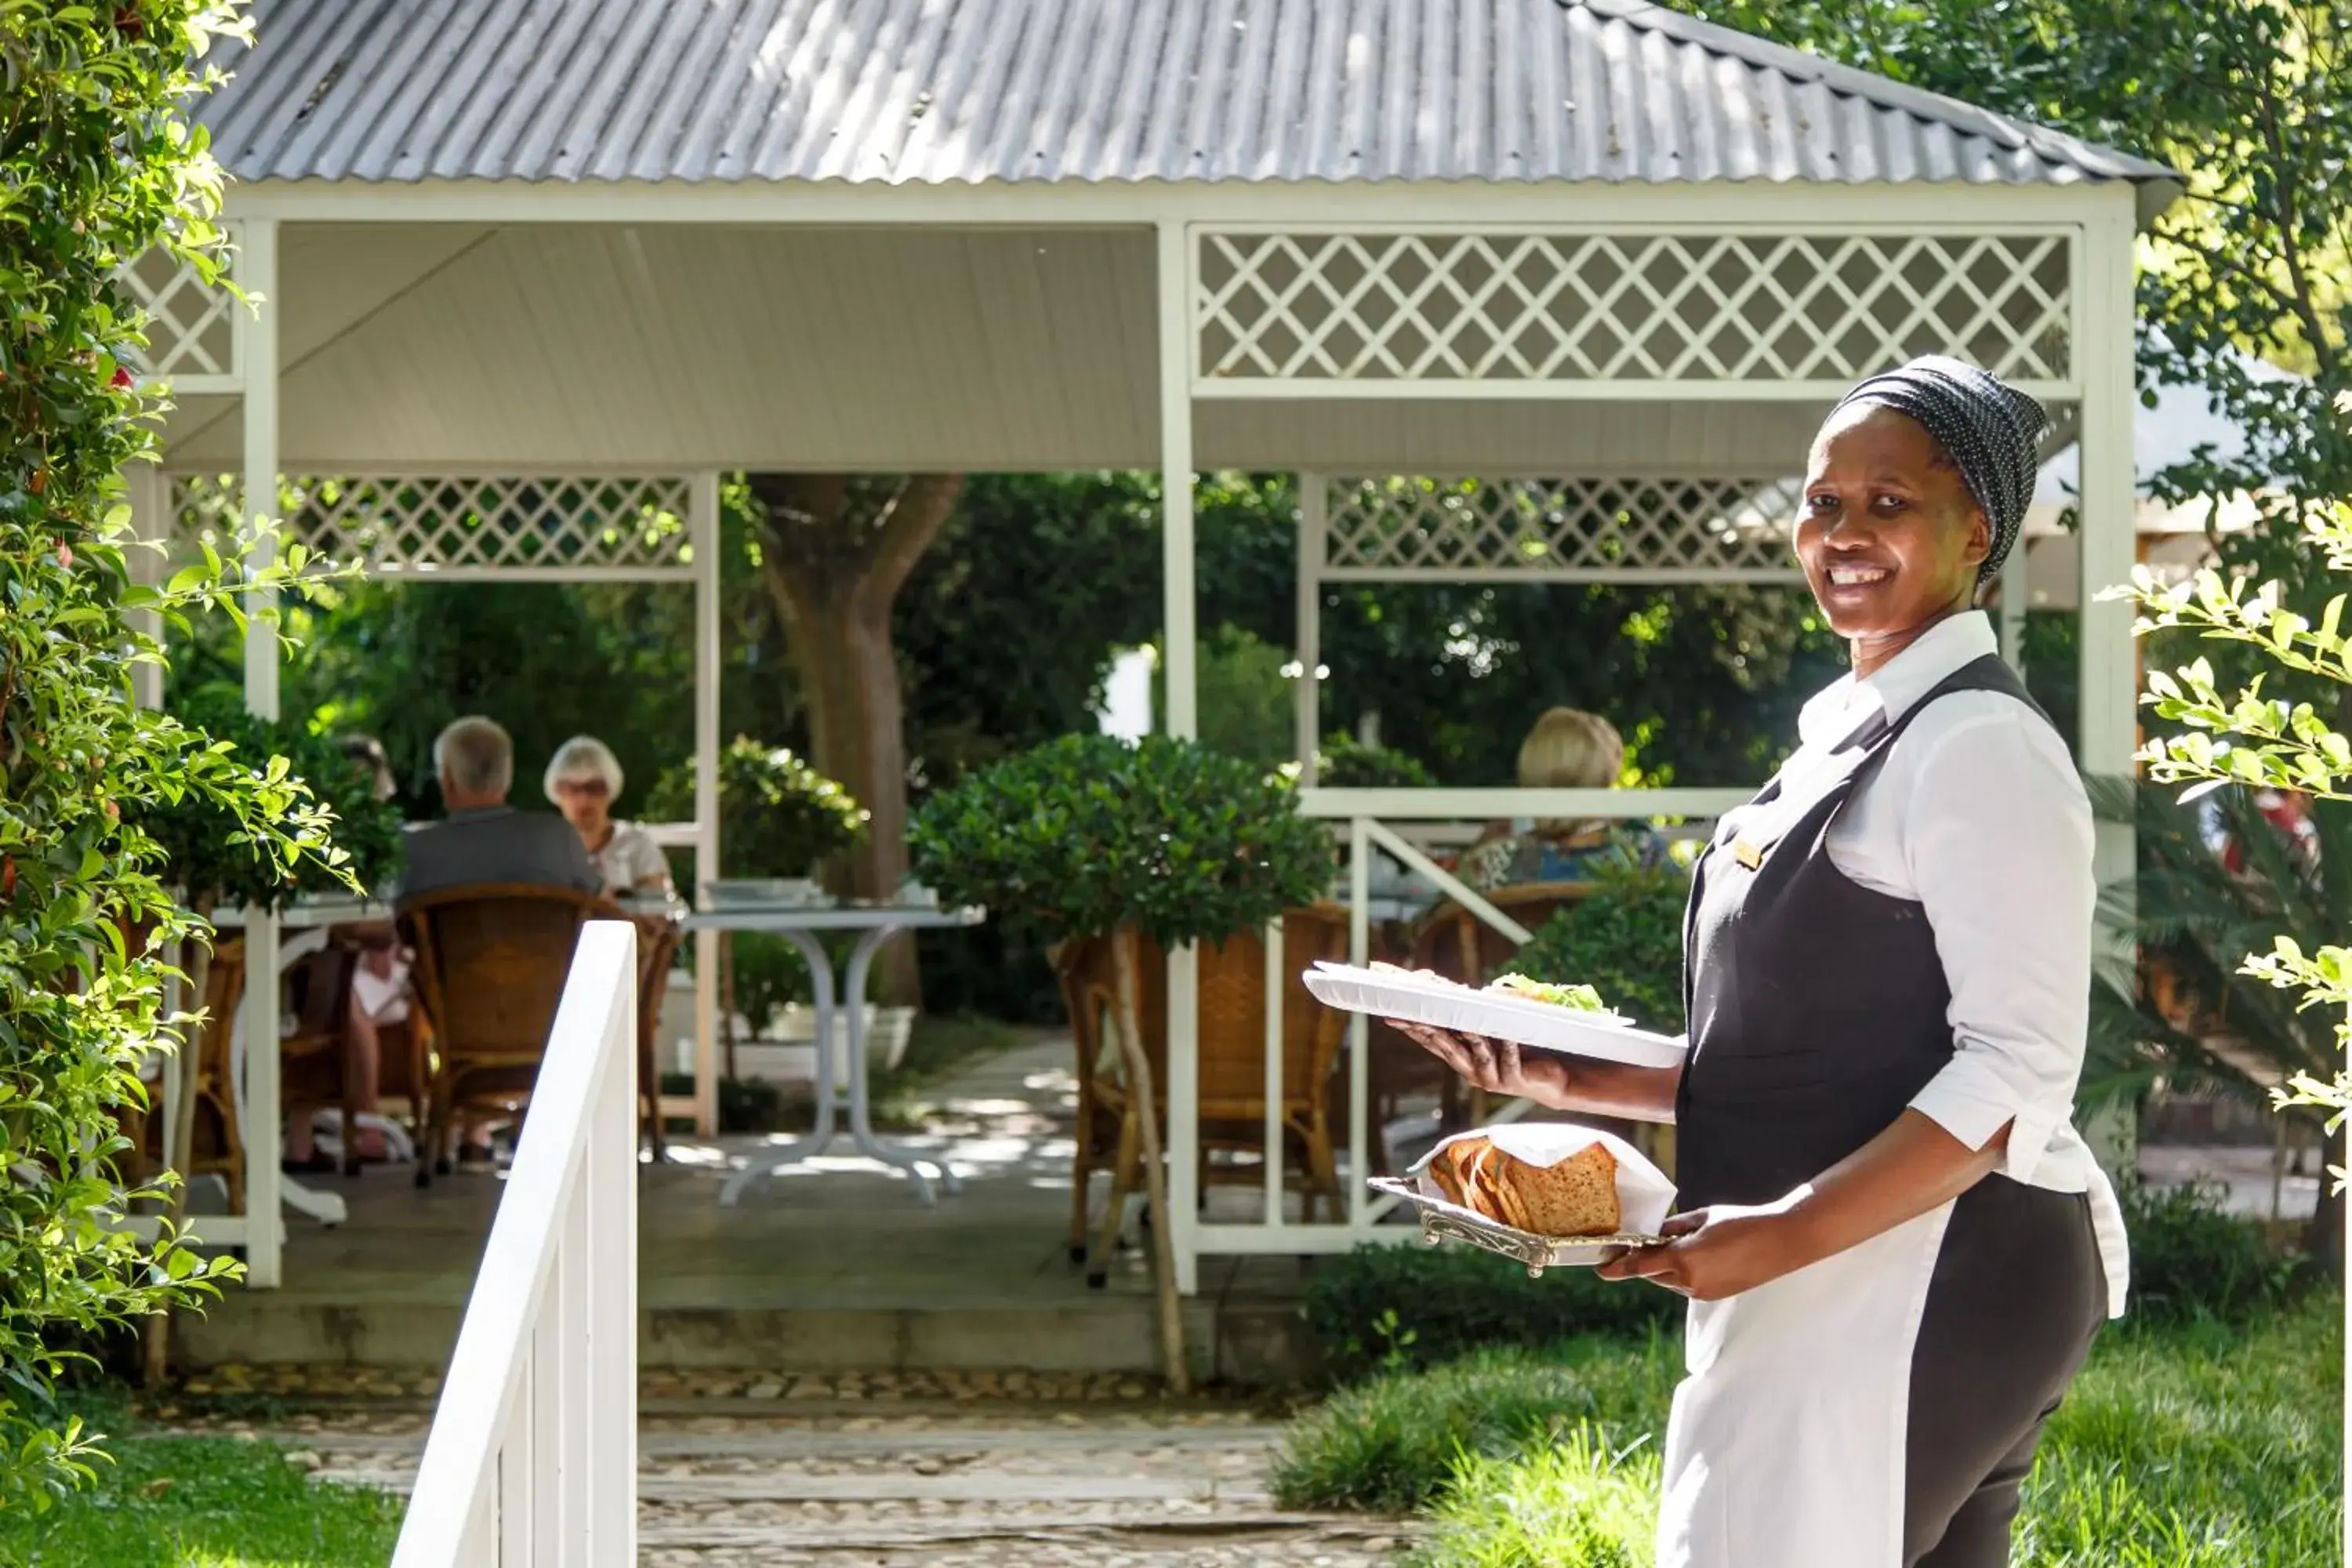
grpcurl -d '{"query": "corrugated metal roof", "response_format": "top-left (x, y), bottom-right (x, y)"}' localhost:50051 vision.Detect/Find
top-left (198, 0), bottom-right (2176, 201)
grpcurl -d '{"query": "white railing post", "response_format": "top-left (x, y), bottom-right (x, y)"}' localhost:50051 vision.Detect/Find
top-left (394, 921), bottom-right (639, 1568)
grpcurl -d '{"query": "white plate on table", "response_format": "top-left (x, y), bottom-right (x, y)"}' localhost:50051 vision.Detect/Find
top-left (1301, 961), bottom-right (1686, 1068)
top-left (703, 878), bottom-right (827, 908)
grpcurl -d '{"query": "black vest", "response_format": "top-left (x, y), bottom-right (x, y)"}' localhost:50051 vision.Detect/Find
top-left (1675, 654), bottom-right (2052, 1211)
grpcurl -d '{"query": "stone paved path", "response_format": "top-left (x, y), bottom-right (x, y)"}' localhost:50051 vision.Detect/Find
top-left (172, 1398), bottom-right (1407, 1565)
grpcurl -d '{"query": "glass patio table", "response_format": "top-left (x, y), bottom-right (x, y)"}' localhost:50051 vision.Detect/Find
top-left (682, 894), bottom-right (985, 1207)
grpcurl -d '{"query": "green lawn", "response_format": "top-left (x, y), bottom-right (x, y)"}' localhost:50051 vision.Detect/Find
top-left (1276, 1292), bottom-right (2345, 1568)
top-left (0, 1410), bottom-right (401, 1568)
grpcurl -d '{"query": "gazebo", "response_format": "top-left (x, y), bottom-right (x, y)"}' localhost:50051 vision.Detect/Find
top-left (136, 0), bottom-right (2177, 1294)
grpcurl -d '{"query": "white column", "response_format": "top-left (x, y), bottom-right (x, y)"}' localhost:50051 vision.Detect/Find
top-left (1998, 545), bottom-right (2028, 674)
top-left (1294, 474), bottom-right (1324, 779)
top-left (691, 471), bottom-right (723, 1138)
top-left (238, 216), bottom-right (285, 1287)
top-left (1155, 220), bottom-right (1200, 1296)
top-left (2076, 198), bottom-right (2139, 1180)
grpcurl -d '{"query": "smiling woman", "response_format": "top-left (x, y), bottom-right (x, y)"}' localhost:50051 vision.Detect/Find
top-left (1391, 357), bottom-right (2123, 1568)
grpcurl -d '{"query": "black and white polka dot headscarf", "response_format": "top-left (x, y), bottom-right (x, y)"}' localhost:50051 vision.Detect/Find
top-left (1830, 355), bottom-right (2049, 583)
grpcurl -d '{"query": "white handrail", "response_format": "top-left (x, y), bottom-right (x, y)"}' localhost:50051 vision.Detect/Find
top-left (393, 921), bottom-right (640, 1568)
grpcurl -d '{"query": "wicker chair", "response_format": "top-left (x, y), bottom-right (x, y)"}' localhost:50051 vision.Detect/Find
top-left (633, 917), bottom-right (684, 1161)
top-left (397, 884), bottom-right (623, 1187)
top-left (1059, 906), bottom-right (1352, 1283)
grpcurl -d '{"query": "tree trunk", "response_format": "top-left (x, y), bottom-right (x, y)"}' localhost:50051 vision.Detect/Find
top-left (1110, 923), bottom-right (1190, 1396)
top-left (2301, 1115), bottom-right (2344, 1279)
top-left (746, 474), bottom-right (962, 1008)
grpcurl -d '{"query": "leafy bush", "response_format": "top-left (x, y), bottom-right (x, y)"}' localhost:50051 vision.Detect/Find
top-left (1305, 1241), bottom-right (1679, 1383)
top-left (1270, 1337), bottom-right (1679, 1514)
top-left (909, 733), bottom-right (1333, 949)
top-left (1414, 1428), bottom-right (1661, 1568)
top-left (1317, 735), bottom-right (1437, 789)
top-left (2118, 1178), bottom-right (2307, 1324)
top-left (645, 736), bottom-right (866, 880)
top-left (136, 684), bottom-right (405, 909)
top-left (1286, 1295), bottom-right (2342, 1568)
top-left (1494, 858), bottom-right (1690, 1033)
top-left (0, 0), bottom-right (376, 1508)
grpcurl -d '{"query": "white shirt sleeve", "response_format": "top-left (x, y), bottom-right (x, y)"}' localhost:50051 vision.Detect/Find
top-left (613, 822), bottom-right (673, 890)
top-left (1898, 707), bottom-right (2096, 1183)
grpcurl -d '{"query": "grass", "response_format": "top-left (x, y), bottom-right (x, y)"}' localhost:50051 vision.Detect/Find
top-left (1275, 1293), bottom-right (2344, 1568)
top-left (0, 1399), bottom-right (401, 1568)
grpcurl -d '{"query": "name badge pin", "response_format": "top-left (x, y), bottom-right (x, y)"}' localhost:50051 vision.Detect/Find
top-left (1730, 838), bottom-right (1764, 871)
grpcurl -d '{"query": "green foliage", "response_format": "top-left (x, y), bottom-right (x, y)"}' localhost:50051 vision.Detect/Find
top-left (1503, 863), bottom-right (1691, 1033)
top-left (1302, 1241), bottom-right (1679, 1385)
top-left (1316, 734), bottom-right (1438, 789)
top-left (644, 736), bottom-right (866, 880)
top-left (130, 684), bottom-right (404, 909)
top-left (0, 0), bottom-right (375, 1510)
top-left (909, 734), bottom-right (1333, 949)
top-left (1269, 1335), bottom-right (1680, 1514)
top-left (1414, 1429), bottom-right (1662, 1568)
top-left (2115, 401), bottom-right (2352, 1127)
top-left (2084, 777), bottom-right (2345, 1134)
top-left (1150, 626), bottom-right (1299, 773)
top-left (0, 1400), bottom-right (403, 1564)
top-left (2117, 1177), bottom-right (2310, 1324)
top-left (1281, 1296), bottom-right (2343, 1567)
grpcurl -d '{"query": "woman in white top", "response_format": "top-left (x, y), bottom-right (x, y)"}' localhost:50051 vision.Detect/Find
top-left (1399, 357), bottom-right (2127, 1568)
top-left (544, 735), bottom-right (673, 898)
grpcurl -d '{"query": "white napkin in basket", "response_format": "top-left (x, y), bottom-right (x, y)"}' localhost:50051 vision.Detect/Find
top-left (1409, 1123), bottom-right (1677, 1239)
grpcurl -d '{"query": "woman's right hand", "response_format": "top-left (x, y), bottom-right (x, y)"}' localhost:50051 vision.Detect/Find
top-left (1392, 1022), bottom-right (1579, 1110)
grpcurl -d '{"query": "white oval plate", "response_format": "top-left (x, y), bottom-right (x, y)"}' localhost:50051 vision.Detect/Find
top-left (1303, 962), bottom-right (1686, 1067)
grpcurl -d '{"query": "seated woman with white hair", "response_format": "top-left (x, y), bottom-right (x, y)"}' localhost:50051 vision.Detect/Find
top-left (545, 735), bottom-right (673, 898)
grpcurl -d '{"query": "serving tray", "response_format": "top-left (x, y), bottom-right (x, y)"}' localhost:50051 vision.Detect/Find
top-left (1370, 1177), bottom-right (1666, 1276)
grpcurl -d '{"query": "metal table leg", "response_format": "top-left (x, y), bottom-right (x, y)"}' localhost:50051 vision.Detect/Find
top-left (839, 925), bottom-right (955, 1201)
top-left (717, 930), bottom-right (844, 1206)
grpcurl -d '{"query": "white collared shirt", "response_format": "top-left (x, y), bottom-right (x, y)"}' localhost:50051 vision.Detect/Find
top-left (1746, 610), bottom-right (2129, 1316)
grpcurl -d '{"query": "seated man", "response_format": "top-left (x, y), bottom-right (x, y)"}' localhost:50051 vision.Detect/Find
top-left (401, 715), bottom-right (602, 899)
top-left (401, 716), bottom-right (601, 1168)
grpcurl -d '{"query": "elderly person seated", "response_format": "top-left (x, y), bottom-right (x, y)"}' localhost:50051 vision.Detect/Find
top-left (282, 732), bottom-right (410, 1173)
top-left (397, 716), bottom-right (599, 1169)
top-left (544, 735), bottom-right (674, 899)
top-left (401, 716), bottom-right (600, 899)
top-left (1460, 706), bottom-right (1668, 891)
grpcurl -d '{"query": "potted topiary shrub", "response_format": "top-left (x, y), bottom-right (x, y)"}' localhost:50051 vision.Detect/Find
top-left (1314, 734), bottom-right (1437, 789)
top-left (140, 684), bottom-right (406, 918)
top-left (909, 732), bottom-right (1334, 1392)
top-left (649, 736), bottom-right (869, 900)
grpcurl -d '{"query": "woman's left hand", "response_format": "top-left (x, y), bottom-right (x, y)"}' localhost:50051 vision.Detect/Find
top-left (1595, 1199), bottom-right (1818, 1301)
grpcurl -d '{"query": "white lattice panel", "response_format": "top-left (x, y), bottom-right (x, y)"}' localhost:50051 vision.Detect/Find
top-left (1198, 230), bottom-right (2074, 390)
top-left (1322, 475), bottom-right (1805, 581)
top-left (120, 249), bottom-right (238, 385)
top-left (169, 474), bottom-right (694, 579)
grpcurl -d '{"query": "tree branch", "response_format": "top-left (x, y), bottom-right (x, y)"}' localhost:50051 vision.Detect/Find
top-left (865, 474), bottom-right (963, 607)
top-left (2252, 67), bottom-right (2343, 383)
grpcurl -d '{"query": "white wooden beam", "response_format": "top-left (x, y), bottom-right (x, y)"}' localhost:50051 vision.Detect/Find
top-left (2076, 196), bottom-right (2140, 1183)
top-left (1156, 219), bottom-right (1200, 1298)
top-left (691, 471), bottom-right (723, 1138)
top-left (1293, 474), bottom-right (1323, 779)
top-left (238, 216), bottom-right (285, 1289)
